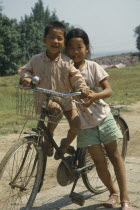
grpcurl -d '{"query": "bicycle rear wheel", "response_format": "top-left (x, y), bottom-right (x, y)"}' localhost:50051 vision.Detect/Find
top-left (114, 114), bottom-right (128, 158)
top-left (82, 115), bottom-right (129, 194)
top-left (0, 136), bottom-right (43, 209)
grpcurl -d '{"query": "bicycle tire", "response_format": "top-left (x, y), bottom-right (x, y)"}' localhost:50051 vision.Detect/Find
top-left (114, 114), bottom-right (129, 158)
top-left (81, 114), bottom-right (129, 194)
top-left (0, 136), bottom-right (43, 210)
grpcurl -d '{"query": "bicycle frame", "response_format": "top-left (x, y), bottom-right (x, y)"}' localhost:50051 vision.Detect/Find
top-left (20, 87), bottom-right (86, 193)
top-left (29, 115), bottom-right (94, 194)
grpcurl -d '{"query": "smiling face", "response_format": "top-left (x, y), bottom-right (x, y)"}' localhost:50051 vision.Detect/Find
top-left (66, 37), bottom-right (89, 68)
top-left (44, 28), bottom-right (65, 60)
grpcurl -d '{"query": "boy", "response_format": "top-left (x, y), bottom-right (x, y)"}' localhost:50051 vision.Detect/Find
top-left (18, 21), bottom-right (89, 158)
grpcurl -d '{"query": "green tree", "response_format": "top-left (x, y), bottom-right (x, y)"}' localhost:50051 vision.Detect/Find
top-left (0, 1), bottom-right (3, 13)
top-left (44, 6), bottom-right (51, 25)
top-left (0, 14), bottom-right (22, 76)
top-left (49, 10), bottom-right (59, 22)
top-left (18, 0), bottom-right (53, 61)
top-left (18, 15), bottom-right (45, 62)
top-left (18, 0), bottom-right (73, 62)
top-left (31, 0), bottom-right (44, 23)
top-left (135, 25), bottom-right (140, 51)
top-left (0, 0), bottom-right (74, 75)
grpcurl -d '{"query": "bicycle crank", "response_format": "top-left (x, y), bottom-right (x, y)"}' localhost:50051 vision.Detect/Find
top-left (57, 156), bottom-right (75, 186)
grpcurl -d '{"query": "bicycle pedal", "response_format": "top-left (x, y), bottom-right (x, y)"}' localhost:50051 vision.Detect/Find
top-left (66, 146), bottom-right (75, 155)
top-left (70, 192), bottom-right (85, 206)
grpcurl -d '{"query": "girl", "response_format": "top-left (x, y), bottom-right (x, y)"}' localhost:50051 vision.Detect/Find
top-left (65, 28), bottom-right (133, 210)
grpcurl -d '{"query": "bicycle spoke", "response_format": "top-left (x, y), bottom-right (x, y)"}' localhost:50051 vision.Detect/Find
top-left (0, 138), bottom-right (42, 209)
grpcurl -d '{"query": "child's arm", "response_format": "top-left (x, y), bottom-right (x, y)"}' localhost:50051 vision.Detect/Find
top-left (84, 78), bottom-right (112, 107)
top-left (69, 66), bottom-right (90, 97)
top-left (18, 61), bottom-right (33, 87)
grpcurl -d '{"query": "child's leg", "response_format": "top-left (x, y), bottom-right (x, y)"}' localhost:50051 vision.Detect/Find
top-left (47, 101), bottom-right (63, 133)
top-left (88, 144), bottom-right (118, 195)
top-left (63, 108), bottom-right (81, 148)
top-left (88, 144), bottom-right (119, 208)
top-left (104, 140), bottom-right (129, 202)
top-left (54, 108), bottom-right (80, 160)
top-left (45, 101), bottom-right (63, 156)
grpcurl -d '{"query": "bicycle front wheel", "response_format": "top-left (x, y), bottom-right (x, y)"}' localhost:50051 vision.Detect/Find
top-left (0, 136), bottom-right (43, 209)
top-left (82, 114), bottom-right (129, 194)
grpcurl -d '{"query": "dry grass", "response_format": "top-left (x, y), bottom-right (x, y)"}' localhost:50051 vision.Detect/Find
top-left (0, 62), bottom-right (140, 134)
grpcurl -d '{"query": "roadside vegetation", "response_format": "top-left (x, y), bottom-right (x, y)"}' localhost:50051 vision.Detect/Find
top-left (106, 62), bottom-right (140, 105)
top-left (0, 62), bottom-right (140, 135)
top-left (0, 0), bottom-right (73, 76)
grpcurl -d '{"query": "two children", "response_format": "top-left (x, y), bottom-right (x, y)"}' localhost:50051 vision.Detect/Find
top-left (65, 28), bottom-right (133, 210)
top-left (18, 21), bottom-right (89, 158)
top-left (18, 20), bottom-right (132, 210)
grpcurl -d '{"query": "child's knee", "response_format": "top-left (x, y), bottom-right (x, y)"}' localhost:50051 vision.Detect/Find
top-left (109, 151), bottom-right (123, 166)
top-left (70, 115), bottom-right (81, 131)
top-left (48, 102), bottom-right (63, 122)
top-left (64, 109), bottom-right (81, 132)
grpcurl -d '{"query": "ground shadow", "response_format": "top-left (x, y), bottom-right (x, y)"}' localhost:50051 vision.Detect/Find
top-left (31, 189), bottom-right (121, 210)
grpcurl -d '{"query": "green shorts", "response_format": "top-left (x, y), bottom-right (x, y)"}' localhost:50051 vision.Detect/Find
top-left (77, 112), bottom-right (123, 148)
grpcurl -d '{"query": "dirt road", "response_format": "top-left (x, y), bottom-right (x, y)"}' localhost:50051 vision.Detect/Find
top-left (0, 102), bottom-right (140, 209)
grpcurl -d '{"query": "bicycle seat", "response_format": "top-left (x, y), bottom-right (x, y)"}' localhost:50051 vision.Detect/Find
top-left (110, 105), bottom-right (123, 110)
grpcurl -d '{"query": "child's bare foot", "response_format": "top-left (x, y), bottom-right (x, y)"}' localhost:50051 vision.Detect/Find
top-left (54, 138), bottom-right (68, 160)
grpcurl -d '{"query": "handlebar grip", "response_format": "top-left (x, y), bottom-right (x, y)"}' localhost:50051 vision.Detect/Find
top-left (80, 99), bottom-right (93, 116)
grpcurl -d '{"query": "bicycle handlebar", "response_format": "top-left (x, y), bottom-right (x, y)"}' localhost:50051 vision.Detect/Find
top-left (18, 86), bottom-right (82, 98)
top-left (17, 77), bottom-right (93, 120)
top-left (19, 76), bottom-right (91, 110)
top-left (19, 76), bottom-right (82, 98)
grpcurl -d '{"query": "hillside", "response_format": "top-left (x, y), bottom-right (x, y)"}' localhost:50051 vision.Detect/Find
top-left (92, 52), bottom-right (140, 66)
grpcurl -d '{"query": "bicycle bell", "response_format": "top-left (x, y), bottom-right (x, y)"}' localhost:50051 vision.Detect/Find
top-left (31, 76), bottom-right (40, 85)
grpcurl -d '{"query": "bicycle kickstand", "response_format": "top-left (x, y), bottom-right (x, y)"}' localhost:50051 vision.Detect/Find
top-left (69, 172), bottom-right (85, 206)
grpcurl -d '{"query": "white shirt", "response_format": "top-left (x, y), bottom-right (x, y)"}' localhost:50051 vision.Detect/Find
top-left (76, 60), bottom-right (111, 129)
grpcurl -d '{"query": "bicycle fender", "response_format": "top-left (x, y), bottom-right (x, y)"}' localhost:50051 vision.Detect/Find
top-left (113, 114), bottom-right (130, 141)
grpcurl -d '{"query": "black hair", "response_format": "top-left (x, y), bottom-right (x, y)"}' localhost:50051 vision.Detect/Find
top-left (66, 28), bottom-right (90, 48)
top-left (44, 21), bottom-right (66, 38)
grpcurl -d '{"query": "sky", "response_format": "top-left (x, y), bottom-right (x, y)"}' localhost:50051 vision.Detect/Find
top-left (2, 0), bottom-right (140, 56)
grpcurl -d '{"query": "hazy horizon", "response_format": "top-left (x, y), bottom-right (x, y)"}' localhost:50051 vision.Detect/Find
top-left (92, 49), bottom-right (139, 58)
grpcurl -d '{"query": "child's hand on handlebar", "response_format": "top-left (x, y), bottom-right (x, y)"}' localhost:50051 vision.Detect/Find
top-left (19, 77), bottom-right (32, 87)
top-left (83, 91), bottom-right (98, 107)
top-left (80, 88), bottom-right (90, 98)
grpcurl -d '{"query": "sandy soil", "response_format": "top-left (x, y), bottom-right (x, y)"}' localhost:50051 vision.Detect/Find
top-left (0, 102), bottom-right (140, 209)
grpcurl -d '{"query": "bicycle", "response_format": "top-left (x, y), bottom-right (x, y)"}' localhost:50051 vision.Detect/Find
top-left (0, 77), bottom-right (129, 209)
